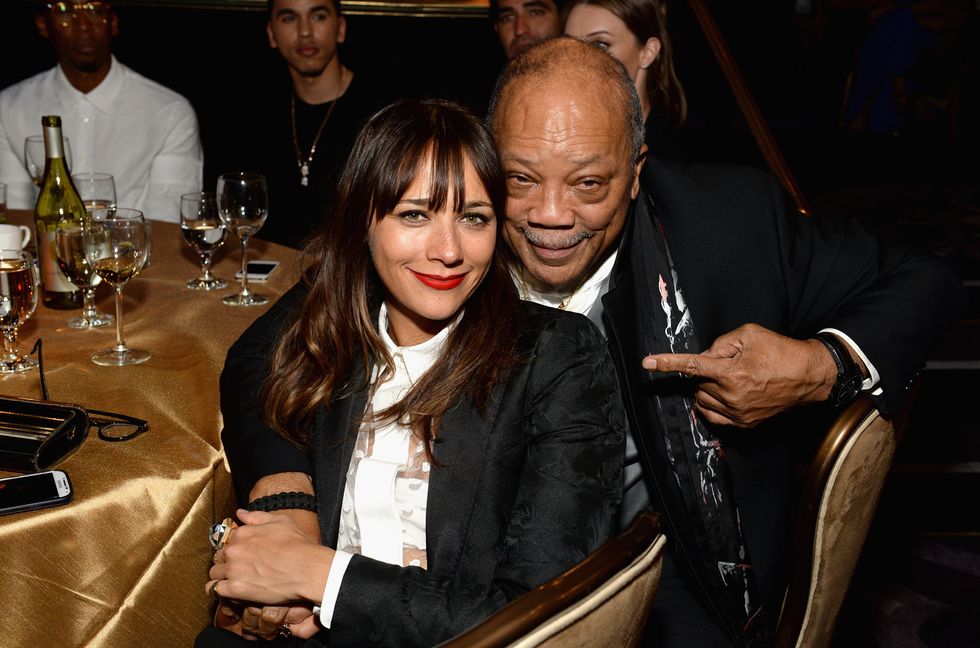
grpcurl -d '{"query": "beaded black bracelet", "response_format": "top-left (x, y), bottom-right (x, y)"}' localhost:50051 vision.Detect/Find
top-left (245, 491), bottom-right (317, 512)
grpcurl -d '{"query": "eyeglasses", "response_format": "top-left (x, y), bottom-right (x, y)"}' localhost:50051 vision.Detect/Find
top-left (31, 338), bottom-right (148, 442)
top-left (46, 2), bottom-right (111, 28)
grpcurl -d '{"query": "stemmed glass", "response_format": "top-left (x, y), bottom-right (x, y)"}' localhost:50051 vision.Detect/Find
top-left (83, 208), bottom-right (150, 366)
top-left (72, 172), bottom-right (116, 211)
top-left (24, 135), bottom-right (72, 185)
top-left (180, 192), bottom-right (228, 290)
top-left (55, 222), bottom-right (113, 329)
top-left (0, 249), bottom-right (39, 373)
top-left (217, 172), bottom-right (268, 306)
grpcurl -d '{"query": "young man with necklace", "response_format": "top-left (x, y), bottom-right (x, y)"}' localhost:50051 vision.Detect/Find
top-left (247, 0), bottom-right (385, 248)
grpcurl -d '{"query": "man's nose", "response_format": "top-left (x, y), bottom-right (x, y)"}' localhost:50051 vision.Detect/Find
top-left (525, 186), bottom-right (575, 228)
top-left (298, 17), bottom-right (312, 36)
top-left (513, 12), bottom-right (529, 36)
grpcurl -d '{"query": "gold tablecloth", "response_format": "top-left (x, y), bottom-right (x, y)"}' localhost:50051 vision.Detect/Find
top-left (0, 210), bottom-right (301, 647)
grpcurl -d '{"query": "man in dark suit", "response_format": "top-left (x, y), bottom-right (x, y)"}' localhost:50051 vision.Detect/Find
top-left (221, 38), bottom-right (964, 645)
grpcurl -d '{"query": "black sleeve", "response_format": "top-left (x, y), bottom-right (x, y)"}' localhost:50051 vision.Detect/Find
top-left (765, 176), bottom-right (967, 415)
top-left (219, 284), bottom-right (313, 504)
top-left (328, 314), bottom-right (626, 647)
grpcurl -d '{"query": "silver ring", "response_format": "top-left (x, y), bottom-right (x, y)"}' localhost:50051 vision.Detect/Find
top-left (277, 624), bottom-right (292, 639)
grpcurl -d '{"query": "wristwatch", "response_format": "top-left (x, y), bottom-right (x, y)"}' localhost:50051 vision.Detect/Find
top-left (815, 332), bottom-right (864, 406)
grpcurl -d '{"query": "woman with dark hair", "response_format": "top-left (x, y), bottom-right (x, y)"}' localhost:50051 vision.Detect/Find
top-left (197, 98), bottom-right (624, 647)
top-left (563, 0), bottom-right (687, 152)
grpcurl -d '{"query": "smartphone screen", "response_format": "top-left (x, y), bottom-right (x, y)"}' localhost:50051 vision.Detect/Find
top-left (235, 260), bottom-right (279, 281)
top-left (0, 471), bottom-right (72, 515)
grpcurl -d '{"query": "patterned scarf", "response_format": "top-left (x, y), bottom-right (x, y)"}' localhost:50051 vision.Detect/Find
top-left (638, 197), bottom-right (767, 647)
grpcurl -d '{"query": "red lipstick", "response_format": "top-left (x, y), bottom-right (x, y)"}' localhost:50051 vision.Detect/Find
top-left (410, 270), bottom-right (466, 290)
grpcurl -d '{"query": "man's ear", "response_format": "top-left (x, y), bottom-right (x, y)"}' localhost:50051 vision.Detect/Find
top-left (110, 12), bottom-right (119, 38)
top-left (337, 15), bottom-right (347, 44)
top-left (631, 144), bottom-right (648, 200)
top-left (35, 13), bottom-right (51, 39)
top-left (266, 21), bottom-right (278, 49)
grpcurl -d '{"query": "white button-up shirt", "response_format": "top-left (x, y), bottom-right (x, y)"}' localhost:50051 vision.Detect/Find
top-left (0, 57), bottom-right (202, 222)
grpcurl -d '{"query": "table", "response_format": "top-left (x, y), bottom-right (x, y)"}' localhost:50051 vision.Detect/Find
top-left (0, 210), bottom-right (301, 647)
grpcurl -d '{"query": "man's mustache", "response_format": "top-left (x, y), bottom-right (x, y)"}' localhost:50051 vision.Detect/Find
top-left (516, 227), bottom-right (594, 250)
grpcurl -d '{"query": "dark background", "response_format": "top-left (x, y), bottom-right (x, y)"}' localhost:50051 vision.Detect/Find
top-left (9, 0), bottom-right (976, 193)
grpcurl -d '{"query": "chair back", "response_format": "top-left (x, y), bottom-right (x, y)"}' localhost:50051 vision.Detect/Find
top-left (774, 397), bottom-right (900, 648)
top-left (439, 511), bottom-right (665, 648)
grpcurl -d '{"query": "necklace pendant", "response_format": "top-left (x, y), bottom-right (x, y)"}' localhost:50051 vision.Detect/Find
top-left (300, 163), bottom-right (310, 186)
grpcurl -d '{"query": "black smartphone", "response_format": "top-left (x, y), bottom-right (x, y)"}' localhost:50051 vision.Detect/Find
top-left (0, 470), bottom-right (73, 516)
top-left (234, 260), bottom-right (279, 282)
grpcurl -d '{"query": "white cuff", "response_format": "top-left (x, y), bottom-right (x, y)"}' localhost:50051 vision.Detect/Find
top-left (818, 328), bottom-right (882, 394)
top-left (318, 551), bottom-right (354, 629)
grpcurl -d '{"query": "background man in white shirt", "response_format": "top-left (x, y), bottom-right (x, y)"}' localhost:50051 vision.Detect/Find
top-left (0, 1), bottom-right (203, 222)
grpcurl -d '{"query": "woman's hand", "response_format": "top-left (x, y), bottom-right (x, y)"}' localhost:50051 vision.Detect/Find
top-left (206, 509), bottom-right (333, 607)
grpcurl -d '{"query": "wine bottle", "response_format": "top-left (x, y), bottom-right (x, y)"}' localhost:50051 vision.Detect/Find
top-left (33, 115), bottom-right (83, 309)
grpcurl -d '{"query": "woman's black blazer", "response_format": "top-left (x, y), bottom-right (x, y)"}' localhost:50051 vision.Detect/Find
top-left (219, 294), bottom-right (626, 647)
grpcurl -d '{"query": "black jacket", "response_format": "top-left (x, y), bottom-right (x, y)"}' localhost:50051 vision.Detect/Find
top-left (603, 158), bottom-right (966, 644)
top-left (218, 298), bottom-right (625, 647)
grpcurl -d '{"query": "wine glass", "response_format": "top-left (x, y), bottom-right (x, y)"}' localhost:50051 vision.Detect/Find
top-left (83, 208), bottom-right (150, 366)
top-left (72, 172), bottom-right (116, 211)
top-left (24, 135), bottom-right (72, 185)
top-left (0, 249), bottom-right (39, 373)
top-left (55, 222), bottom-right (113, 329)
top-left (217, 172), bottom-right (268, 306)
top-left (180, 192), bottom-right (228, 290)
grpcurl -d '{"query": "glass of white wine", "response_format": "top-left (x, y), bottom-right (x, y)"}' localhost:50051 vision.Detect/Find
top-left (180, 192), bottom-right (227, 290)
top-left (55, 222), bottom-right (113, 329)
top-left (0, 249), bottom-right (39, 373)
top-left (217, 172), bottom-right (268, 306)
top-left (24, 135), bottom-right (72, 185)
top-left (72, 172), bottom-right (116, 211)
top-left (83, 208), bottom-right (150, 366)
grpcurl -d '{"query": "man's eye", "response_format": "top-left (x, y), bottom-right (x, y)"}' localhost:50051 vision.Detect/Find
top-left (507, 174), bottom-right (533, 186)
top-left (497, 13), bottom-right (515, 24)
top-left (578, 178), bottom-right (603, 190)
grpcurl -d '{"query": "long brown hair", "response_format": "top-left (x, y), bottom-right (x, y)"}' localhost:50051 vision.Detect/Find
top-left (562, 0), bottom-right (687, 127)
top-left (260, 99), bottom-right (522, 454)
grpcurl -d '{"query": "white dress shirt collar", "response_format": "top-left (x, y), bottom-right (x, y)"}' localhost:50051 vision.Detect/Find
top-left (512, 250), bottom-right (618, 317)
top-left (377, 302), bottom-right (455, 384)
top-left (53, 55), bottom-right (124, 113)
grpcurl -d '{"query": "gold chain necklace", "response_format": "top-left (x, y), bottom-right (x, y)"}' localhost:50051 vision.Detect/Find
top-left (290, 68), bottom-right (346, 187)
top-left (515, 265), bottom-right (588, 311)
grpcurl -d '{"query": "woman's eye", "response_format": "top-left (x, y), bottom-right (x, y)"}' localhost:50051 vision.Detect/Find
top-left (398, 210), bottom-right (427, 223)
top-left (461, 212), bottom-right (491, 226)
top-left (589, 39), bottom-right (611, 51)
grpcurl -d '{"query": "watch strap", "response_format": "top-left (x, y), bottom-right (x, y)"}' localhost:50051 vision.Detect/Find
top-left (815, 332), bottom-right (862, 406)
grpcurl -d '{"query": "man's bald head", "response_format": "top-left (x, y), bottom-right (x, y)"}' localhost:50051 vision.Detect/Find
top-left (487, 36), bottom-right (644, 164)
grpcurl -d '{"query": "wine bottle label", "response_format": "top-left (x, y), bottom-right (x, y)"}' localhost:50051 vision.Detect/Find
top-left (37, 230), bottom-right (78, 292)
